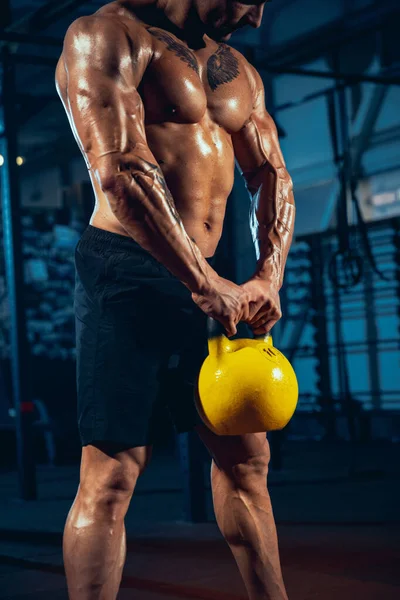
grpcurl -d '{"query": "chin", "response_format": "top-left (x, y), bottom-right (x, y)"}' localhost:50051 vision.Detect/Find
top-left (208, 29), bottom-right (233, 42)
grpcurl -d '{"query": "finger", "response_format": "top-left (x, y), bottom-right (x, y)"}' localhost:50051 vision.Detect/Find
top-left (252, 323), bottom-right (272, 336)
top-left (130, 172), bottom-right (153, 193)
top-left (240, 301), bottom-right (250, 322)
top-left (252, 303), bottom-right (283, 326)
top-left (253, 317), bottom-right (280, 336)
top-left (252, 325), bottom-right (269, 336)
top-left (132, 170), bottom-right (156, 189)
top-left (216, 317), bottom-right (234, 338)
top-left (238, 288), bottom-right (251, 322)
top-left (226, 319), bottom-right (237, 338)
top-left (250, 310), bottom-right (271, 328)
top-left (248, 300), bottom-right (264, 322)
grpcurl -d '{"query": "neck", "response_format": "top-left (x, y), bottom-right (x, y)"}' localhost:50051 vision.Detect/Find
top-left (117, 0), bottom-right (205, 37)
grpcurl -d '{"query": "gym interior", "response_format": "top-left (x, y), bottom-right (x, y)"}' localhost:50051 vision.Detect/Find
top-left (0, 0), bottom-right (399, 598)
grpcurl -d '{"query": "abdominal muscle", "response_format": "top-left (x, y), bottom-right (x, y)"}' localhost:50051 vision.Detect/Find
top-left (89, 121), bottom-right (236, 259)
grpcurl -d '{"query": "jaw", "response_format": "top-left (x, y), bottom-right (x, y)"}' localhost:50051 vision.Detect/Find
top-left (205, 24), bottom-right (234, 42)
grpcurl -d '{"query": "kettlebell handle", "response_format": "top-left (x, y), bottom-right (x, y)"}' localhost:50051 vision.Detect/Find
top-left (207, 317), bottom-right (226, 338)
top-left (207, 317), bottom-right (272, 342)
top-left (254, 332), bottom-right (273, 343)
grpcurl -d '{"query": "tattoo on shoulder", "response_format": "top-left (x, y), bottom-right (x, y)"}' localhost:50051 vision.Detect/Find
top-left (147, 27), bottom-right (200, 75)
top-left (141, 158), bottom-right (181, 223)
top-left (207, 44), bottom-right (240, 92)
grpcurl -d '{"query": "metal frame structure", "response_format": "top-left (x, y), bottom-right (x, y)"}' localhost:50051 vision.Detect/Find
top-left (287, 217), bottom-right (400, 412)
top-left (1, 0), bottom-right (38, 501)
top-left (0, 0), bottom-right (91, 500)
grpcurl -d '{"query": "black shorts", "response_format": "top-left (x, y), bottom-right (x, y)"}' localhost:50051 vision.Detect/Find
top-left (74, 225), bottom-right (215, 448)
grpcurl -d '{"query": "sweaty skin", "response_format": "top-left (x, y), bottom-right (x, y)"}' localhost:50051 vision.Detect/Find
top-left (55, 0), bottom-right (295, 334)
top-left (58, 5), bottom-right (294, 600)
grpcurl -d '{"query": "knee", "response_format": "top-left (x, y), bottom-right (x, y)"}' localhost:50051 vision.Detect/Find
top-left (79, 464), bottom-right (137, 519)
top-left (77, 445), bottom-right (151, 519)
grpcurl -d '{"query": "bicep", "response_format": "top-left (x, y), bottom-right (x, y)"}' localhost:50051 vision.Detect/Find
top-left (61, 16), bottom-right (153, 185)
top-left (232, 66), bottom-right (286, 179)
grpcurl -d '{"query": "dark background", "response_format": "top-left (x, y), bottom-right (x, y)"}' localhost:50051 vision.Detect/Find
top-left (0, 1), bottom-right (399, 599)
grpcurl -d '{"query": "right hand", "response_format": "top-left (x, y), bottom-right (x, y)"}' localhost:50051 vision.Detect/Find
top-left (191, 276), bottom-right (250, 337)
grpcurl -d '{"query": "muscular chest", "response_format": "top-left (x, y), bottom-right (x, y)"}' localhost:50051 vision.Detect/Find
top-left (138, 28), bottom-right (254, 134)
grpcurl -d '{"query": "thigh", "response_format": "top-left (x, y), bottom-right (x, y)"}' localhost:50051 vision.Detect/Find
top-left (74, 248), bottom-right (170, 448)
top-left (162, 308), bottom-right (209, 434)
top-left (80, 441), bottom-right (154, 486)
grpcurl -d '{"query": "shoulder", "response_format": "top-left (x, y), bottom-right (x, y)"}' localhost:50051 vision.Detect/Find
top-left (63, 13), bottom-right (151, 55)
top-left (64, 15), bottom-right (119, 42)
top-left (222, 44), bottom-right (264, 98)
top-left (62, 13), bottom-right (153, 80)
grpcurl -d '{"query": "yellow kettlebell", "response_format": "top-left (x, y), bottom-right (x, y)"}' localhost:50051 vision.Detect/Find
top-left (195, 318), bottom-right (299, 435)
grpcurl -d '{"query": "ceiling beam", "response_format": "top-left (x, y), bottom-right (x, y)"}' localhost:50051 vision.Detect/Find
top-left (263, 65), bottom-right (400, 87)
top-left (235, 0), bottom-right (399, 69)
top-left (0, 1), bottom-right (91, 55)
top-left (0, 92), bottom-right (56, 104)
top-left (13, 48), bottom-right (399, 87)
top-left (0, 30), bottom-right (61, 47)
top-left (10, 53), bottom-right (58, 68)
top-left (0, 1), bottom-right (11, 28)
top-left (6, 1), bottom-right (398, 60)
top-left (4, 0), bottom-right (91, 34)
top-left (0, 1), bottom-right (91, 132)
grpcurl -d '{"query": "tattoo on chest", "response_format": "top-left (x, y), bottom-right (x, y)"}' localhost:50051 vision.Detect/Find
top-left (207, 44), bottom-right (240, 92)
top-left (147, 27), bottom-right (200, 75)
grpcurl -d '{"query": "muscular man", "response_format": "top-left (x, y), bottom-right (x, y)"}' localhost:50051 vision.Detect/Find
top-left (56, 1), bottom-right (295, 598)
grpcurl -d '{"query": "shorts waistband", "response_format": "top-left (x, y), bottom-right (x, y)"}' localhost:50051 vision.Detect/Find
top-left (79, 225), bottom-right (146, 253)
top-left (78, 225), bottom-right (216, 265)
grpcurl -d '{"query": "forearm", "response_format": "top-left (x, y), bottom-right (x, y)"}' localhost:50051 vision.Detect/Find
top-left (99, 153), bottom-right (217, 294)
top-left (246, 163), bottom-right (295, 290)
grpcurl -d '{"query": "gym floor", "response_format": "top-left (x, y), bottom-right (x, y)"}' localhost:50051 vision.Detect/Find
top-left (0, 441), bottom-right (399, 599)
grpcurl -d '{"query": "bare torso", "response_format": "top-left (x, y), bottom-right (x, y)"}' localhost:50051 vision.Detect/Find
top-left (56, 0), bottom-right (256, 257)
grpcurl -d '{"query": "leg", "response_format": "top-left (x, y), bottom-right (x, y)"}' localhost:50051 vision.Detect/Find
top-left (196, 423), bottom-right (288, 600)
top-left (63, 441), bottom-right (152, 600)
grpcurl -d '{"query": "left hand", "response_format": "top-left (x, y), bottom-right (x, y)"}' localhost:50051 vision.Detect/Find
top-left (240, 277), bottom-right (282, 335)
